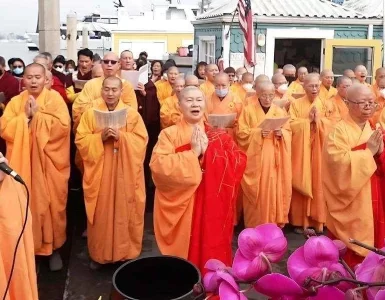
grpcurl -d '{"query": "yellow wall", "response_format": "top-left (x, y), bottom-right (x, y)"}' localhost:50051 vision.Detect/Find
top-left (112, 32), bottom-right (193, 54)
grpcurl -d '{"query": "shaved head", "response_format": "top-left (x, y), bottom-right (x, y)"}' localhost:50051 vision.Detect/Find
top-left (347, 84), bottom-right (372, 101)
top-left (178, 86), bottom-right (204, 101)
top-left (185, 74), bottom-right (199, 87)
top-left (242, 72), bottom-right (254, 82)
top-left (347, 84), bottom-right (375, 122)
top-left (258, 82), bottom-right (275, 107)
top-left (45, 70), bottom-right (53, 90)
top-left (298, 67), bottom-right (308, 82)
top-left (33, 55), bottom-right (49, 69)
top-left (305, 73), bottom-right (320, 84)
top-left (236, 67), bottom-right (247, 75)
top-left (274, 68), bottom-right (283, 74)
top-left (272, 73), bottom-right (286, 85)
top-left (101, 52), bottom-right (121, 77)
top-left (103, 52), bottom-right (119, 61)
top-left (254, 75), bottom-right (270, 93)
top-left (24, 63), bottom-right (47, 97)
top-left (320, 69), bottom-right (334, 89)
top-left (92, 64), bottom-right (103, 78)
top-left (173, 77), bottom-right (185, 86)
top-left (355, 65), bottom-right (368, 83)
top-left (376, 68), bottom-right (385, 83)
top-left (378, 78), bottom-right (385, 90)
top-left (343, 69), bottom-right (355, 78)
top-left (304, 73), bottom-right (321, 101)
top-left (25, 62), bottom-right (46, 74)
top-left (283, 64), bottom-right (296, 77)
top-left (103, 76), bottom-right (122, 88)
top-left (215, 72), bottom-right (230, 83)
top-left (336, 76), bottom-right (352, 99)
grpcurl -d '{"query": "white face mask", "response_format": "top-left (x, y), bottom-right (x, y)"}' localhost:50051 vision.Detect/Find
top-left (243, 83), bottom-right (253, 91)
top-left (277, 84), bottom-right (288, 95)
top-left (55, 66), bottom-right (64, 73)
top-left (380, 89), bottom-right (385, 99)
top-left (67, 68), bottom-right (74, 73)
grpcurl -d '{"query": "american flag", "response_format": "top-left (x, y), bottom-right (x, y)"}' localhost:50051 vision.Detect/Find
top-left (237, 0), bottom-right (255, 67)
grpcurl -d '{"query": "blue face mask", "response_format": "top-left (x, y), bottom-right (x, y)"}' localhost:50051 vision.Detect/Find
top-left (13, 67), bottom-right (23, 75)
top-left (215, 88), bottom-right (228, 98)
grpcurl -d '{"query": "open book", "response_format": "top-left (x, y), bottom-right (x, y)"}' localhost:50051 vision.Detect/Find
top-left (258, 116), bottom-right (290, 131)
top-left (208, 113), bottom-right (237, 128)
top-left (120, 64), bottom-right (149, 90)
top-left (74, 80), bottom-right (88, 90)
top-left (93, 107), bottom-right (127, 130)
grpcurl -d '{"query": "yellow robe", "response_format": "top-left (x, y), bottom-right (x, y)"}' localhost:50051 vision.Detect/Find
top-left (160, 95), bottom-right (181, 129)
top-left (0, 177), bottom-right (38, 300)
top-left (200, 81), bottom-right (215, 99)
top-left (319, 84), bottom-right (337, 102)
top-left (156, 81), bottom-right (173, 106)
top-left (230, 84), bottom-right (248, 105)
top-left (72, 76), bottom-right (138, 131)
top-left (323, 116), bottom-right (376, 256)
top-left (150, 119), bottom-right (205, 258)
top-left (371, 95), bottom-right (385, 126)
top-left (288, 79), bottom-right (305, 99)
top-left (289, 95), bottom-right (339, 231)
top-left (237, 101), bottom-right (292, 227)
top-left (331, 94), bottom-right (349, 121)
top-left (0, 89), bottom-right (71, 255)
top-left (75, 100), bottom-right (148, 264)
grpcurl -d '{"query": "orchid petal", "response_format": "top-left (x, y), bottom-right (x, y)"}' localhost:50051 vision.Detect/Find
top-left (216, 269), bottom-right (239, 291)
top-left (232, 250), bottom-right (268, 281)
top-left (310, 286), bottom-right (344, 300)
top-left (288, 247), bottom-right (312, 283)
top-left (203, 271), bottom-right (221, 292)
top-left (375, 289), bottom-right (385, 300)
top-left (254, 273), bottom-right (304, 298)
top-left (356, 252), bottom-right (384, 283)
top-left (204, 259), bottom-right (226, 271)
top-left (263, 236), bottom-right (288, 263)
top-left (303, 236), bottom-right (339, 267)
top-left (218, 281), bottom-right (247, 300)
top-left (333, 240), bottom-right (347, 257)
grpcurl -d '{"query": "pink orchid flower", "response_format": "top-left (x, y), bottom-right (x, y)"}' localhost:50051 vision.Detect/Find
top-left (355, 247), bottom-right (385, 300)
top-left (232, 224), bottom-right (288, 281)
top-left (287, 236), bottom-right (351, 292)
top-left (203, 259), bottom-right (247, 299)
top-left (254, 273), bottom-right (345, 300)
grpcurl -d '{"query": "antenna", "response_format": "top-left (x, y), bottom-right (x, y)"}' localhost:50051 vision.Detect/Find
top-left (113, 0), bottom-right (124, 8)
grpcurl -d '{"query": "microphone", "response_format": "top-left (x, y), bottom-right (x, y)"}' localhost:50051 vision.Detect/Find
top-left (0, 162), bottom-right (25, 184)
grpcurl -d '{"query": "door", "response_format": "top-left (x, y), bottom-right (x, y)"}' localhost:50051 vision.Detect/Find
top-left (324, 39), bottom-right (382, 84)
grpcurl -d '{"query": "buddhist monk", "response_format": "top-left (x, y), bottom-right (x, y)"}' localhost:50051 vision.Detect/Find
top-left (235, 67), bottom-right (247, 82)
top-left (231, 72), bottom-right (254, 104)
top-left (343, 69), bottom-right (355, 80)
top-left (0, 63), bottom-right (71, 271)
top-left (331, 76), bottom-right (351, 120)
top-left (160, 77), bottom-right (185, 129)
top-left (156, 66), bottom-right (180, 106)
top-left (275, 68), bottom-right (283, 74)
top-left (355, 65), bottom-right (371, 86)
top-left (372, 67), bottom-right (385, 98)
top-left (282, 64), bottom-right (296, 85)
top-left (324, 84), bottom-right (385, 268)
top-left (371, 78), bottom-right (385, 126)
top-left (73, 52), bottom-right (137, 132)
top-left (45, 70), bottom-right (53, 90)
top-left (289, 73), bottom-right (339, 234)
top-left (91, 64), bottom-right (103, 79)
top-left (237, 82), bottom-right (292, 227)
top-left (319, 69), bottom-right (337, 101)
top-left (247, 75), bottom-right (270, 105)
top-left (288, 66), bottom-right (307, 98)
top-left (75, 77), bottom-right (148, 269)
top-left (200, 64), bottom-right (219, 98)
top-left (224, 67), bottom-right (236, 85)
top-left (272, 73), bottom-right (291, 109)
top-left (150, 86), bottom-right (246, 273)
top-left (185, 74), bottom-right (200, 87)
top-left (0, 153), bottom-right (38, 300)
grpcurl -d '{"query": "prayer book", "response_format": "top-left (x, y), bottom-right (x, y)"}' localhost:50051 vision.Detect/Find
top-left (74, 80), bottom-right (87, 90)
top-left (258, 116), bottom-right (290, 131)
top-left (208, 113), bottom-right (237, 128)
top-left (93, 107), bottom-right (127, 130)
top-left (120, 64), bottom-right (149, 90)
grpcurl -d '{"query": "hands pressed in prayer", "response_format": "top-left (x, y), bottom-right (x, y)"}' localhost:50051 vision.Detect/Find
top-left (309, 106), bottom-right (318, 123)
top-left (137, 83), bottom-right (146, 97)
top-left (25, 96), bottom-right (38, 119)
top-left (191, 126), bottom-right (202, 157)
top-left (274, 128), bottom-right (282, 139)
top-left (368, 129), bottom-right (383, 156)
top-left (101, 128), bottom-right (120, 142)
top-left (0, 153), bottom-right (8, 182)
top-left (109, 128), bottom-right (120, 141)
top-left (262, 130), bottom-right (270, 138)
top-left (198, 128), bottom-right (208, 155)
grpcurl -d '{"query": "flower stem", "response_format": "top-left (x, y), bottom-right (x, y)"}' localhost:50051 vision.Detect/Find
top-left (339, 258), bottom-right (356, 279)
top-left (240, 285), bottom-right (254, 294)
top-left (260, 253), bottom-right (273, 274)
top-left (308, 277), bottom-right (385, 287)
top-left (349, 239), bottom-right (385, 257)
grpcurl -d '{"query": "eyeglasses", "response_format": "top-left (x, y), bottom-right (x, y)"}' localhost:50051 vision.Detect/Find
top-left (102, 60), bottom-right (118, 65)
top-left (348, 100), bottom-right (379, 108)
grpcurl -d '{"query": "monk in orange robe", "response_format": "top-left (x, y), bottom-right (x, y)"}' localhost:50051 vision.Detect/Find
top-left (0, 63), bottom-right (70, 271)
top-left (371, 78), bottom-right (385, 126)
top-left (272, 73), bottom-right (293, 110)
top-left (151, 86), bottom-right (246, 273)
top-left (343, 69), bottom-right (355, 80)
top-left (288, 66), bottom-right (307, 99)
top-left (0, 153), bottom-right (38, 300)
top-left (200, 64), bottom-right (218, 98)
top-left (324, 84), bottom-right (385, 268)
top-left (231, 72), bottom-right (254, 104)
top-left (289, 73), bottom-right (340, 233)
top-left (156, 66), bottom-right (179, 106)
top-left (319, 69), bottom-right (337, 102)
top-left (330, 76), bottom-right (351, 120)
top-left (75, 77), bottom-right (148, 269)
top-left (355, 64), bottom-right (371, 87)
top-left (160, 77), bottom-right (185, 129)
top-left (237, 82), bottom-right (292, 227)
top-left (372, 67), bottom-right (385, 98)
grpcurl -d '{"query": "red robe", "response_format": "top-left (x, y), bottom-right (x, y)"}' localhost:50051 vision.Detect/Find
top-left (175, 128), bottom-right (247, 274)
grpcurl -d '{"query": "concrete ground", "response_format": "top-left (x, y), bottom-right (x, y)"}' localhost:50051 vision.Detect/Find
top-left (36, 189), bottom-right (306, 300)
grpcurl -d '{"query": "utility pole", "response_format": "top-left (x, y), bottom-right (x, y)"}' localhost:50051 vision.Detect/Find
top-left (38, 0), bottom-right (60, 56)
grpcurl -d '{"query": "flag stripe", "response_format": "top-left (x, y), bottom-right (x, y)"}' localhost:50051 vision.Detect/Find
top-left (237, 0), bottom-right (255, 67)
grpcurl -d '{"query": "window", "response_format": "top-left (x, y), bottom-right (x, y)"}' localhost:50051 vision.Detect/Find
top-left (110, 18), bottom-right (118, 24)
top-left (199, 36), bottom-right (215, 64)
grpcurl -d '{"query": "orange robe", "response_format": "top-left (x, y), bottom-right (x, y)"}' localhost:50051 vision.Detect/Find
top-left (160, 95), bottom-right (181, 129)
top-left (206, 91), bottom-right (243, 118)
top-left (288, 79), bottom-right (305, 98)
top-left (323, 116), bottom-right (384, 259)
top-left (370, 95), bottom-right (385, 126)
top-left (0, 89), bottom-right (70, 255)
top-left (319, 84), bottom-right (337, 102)
top-left (331, 94), bottom-right (349, 120)
top-left (289, 95), bottom-right (339, 232)
top-left (237, 101), bottom-right (292, 227)
top-left (75, 100), bottom-right (148, 264)
top-left (231, 84), bottom-right (247, 104)
top-left (0, 177), bottom-right (38, 300)
top-left (156, 81), bottom-right (173, 106)
top-left (200, 81), bottom-right (215, 99)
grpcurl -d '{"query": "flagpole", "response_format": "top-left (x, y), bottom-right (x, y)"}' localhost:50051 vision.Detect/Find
top-left (225, 8), bottom-right (238, 67)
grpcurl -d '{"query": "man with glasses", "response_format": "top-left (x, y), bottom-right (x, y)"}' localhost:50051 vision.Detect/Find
top-left (289, 73), bottom-right (340, 235)
top-left (237, 81), bottom-right (292, 228)
top-left (324, 84), bottom-right (385, 268)
top-left (73, 52), bottom-right (137, 132)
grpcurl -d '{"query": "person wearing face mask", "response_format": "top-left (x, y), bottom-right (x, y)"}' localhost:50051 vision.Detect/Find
top-left (287, 67), bottom-right (308, 99)
top-left (11, 58), bottom-right (25, 78)
top-left (319, 69), bottom-right (337, 102)
top-left (330, 76), bottom-right (352, 121)
top-left (272, 73), bottom-right (291, 111)
top-left (53, 56), bottom-right (66, 73)
top-left (282, 64), bottom-right (297, 86)
top-left (231, 72), bottom-right (254, 104)
top-left (200, 64), bottom-right (219, 99)
top-left (151, 86), bottom-right (246, 273)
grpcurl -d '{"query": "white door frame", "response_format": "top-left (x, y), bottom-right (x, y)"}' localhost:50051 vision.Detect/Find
top-left (198, 36), bottom-right (216, 63)
top-left (265, 28), bottom-right (335, 77)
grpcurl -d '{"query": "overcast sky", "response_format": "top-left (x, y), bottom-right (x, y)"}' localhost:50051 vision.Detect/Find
top-left (0, 0), bottom-right (203, 34)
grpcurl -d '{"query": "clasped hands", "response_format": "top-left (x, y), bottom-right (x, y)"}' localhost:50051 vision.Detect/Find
top-left (101, 127), bottom-right (120, 142)
top-left (24, 95), bottom-right (39, 119)
top-left (262, 128), bottom-right (282, 139)
top-left (309, 106), bottom-right (319, 123)
top-left (191, 126), bottom-right (208, 157)
top-left (368, 128), bottom-right (384, 156)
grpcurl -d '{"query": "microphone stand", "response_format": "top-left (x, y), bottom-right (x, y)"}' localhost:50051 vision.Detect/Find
top-left (2, 179), bottom-right (29, 300)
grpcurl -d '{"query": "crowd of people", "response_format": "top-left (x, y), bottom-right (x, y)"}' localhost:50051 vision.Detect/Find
top-left (0, 47), bottom-right (384, 299)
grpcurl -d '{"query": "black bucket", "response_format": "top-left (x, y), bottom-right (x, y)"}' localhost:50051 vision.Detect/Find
top-left (110, 256), bottom-right (205, 300)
